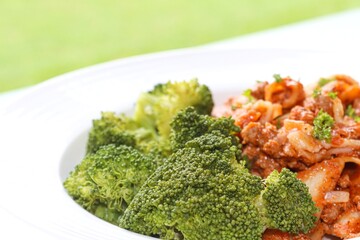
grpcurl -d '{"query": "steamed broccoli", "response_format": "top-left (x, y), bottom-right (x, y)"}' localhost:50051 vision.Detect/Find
top-left (86, 111), bottom-right (170, 158)
top-left (119, 108), bottom-right (318, 239)
top-left (64, 144), bottom-right (158, 224)
top-left (87, 79), bottom-right (214, 155)
top-left (169, 106), bottom-right (241, 152)
top-left (86, 112), bottom-right (137, 154)
top-left (257, 168), bottom-right (318, 234)
top-left (119, 131), bottom-right (264, 240)
top-left (65, 80), bottom-right (214, 225)
top-left (133, 79), bottom-right (214, 138)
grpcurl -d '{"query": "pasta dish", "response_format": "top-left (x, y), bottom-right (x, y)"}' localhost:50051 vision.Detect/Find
top-left (214, 74), bottom-right (360, 239)
top-left (64, 75), bottom-right (360, 240)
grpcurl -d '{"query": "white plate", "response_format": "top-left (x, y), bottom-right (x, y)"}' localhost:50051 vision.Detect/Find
top-left (0, 48), bottom-right (359, 240)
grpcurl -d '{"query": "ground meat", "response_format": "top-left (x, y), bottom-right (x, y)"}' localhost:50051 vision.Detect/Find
top-left (352, 98), bottom-right (360, 116)
top-left (289, 106), bottom-right (315, 124)
top-left (243, 144), bottom-right (284, 178)
top-left (304, 95), bottom-right (334, 116)
top-left (353, 196), bottom-right (360, 211)
top-left (241, 122), bottom-right (277, 146)
top-left (262, 229), bottom-right (311, 240)
top-left (351, 185), bottom-right (360, 211)
top-left (282, 157), bottom-right (308, 171)
top-left (251, 81), bottom-right (268, 100)
top-left (321, 203), bottom-right (346, 224)
top-left (240, 120), bottom-right (324, 177)
top-left (233, 109), bottom-right (262, 129)
top-left (337, 173), bottom-right (351, 189)
top-left (262, 139), bottom-right (282, 157)
top-left (333, 124), bottom-right (360, 140)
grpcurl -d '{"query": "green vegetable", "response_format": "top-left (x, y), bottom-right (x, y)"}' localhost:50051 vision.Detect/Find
top-left (346, 104), bottom-right (356, 117)
top-left (273, 73), bottom-right (282, 82)
top-left (86, 112), bottom-right (137, 154)
top-left (119, 108), bottom-right (318, 239)
top-left (86, 111), bottom-right (168, 157)
top-left (328, 91), bottom-right (338, 99)
top-left (66, 80), bottom-right (214, 225)
top-left (257, 168), bottom-right (318, 234)
top-left (63, 144), bottom-right (159, 224)
top-left (169, 106), bottom-right (241, 154)
top-left (243, 88), bottom-right (255, 102)
top-left (311, 89), bottom-right (337, 100)
top-left (86, 79), bottom-right (214, 154)
top-left (119, 132), bottom-right (264, 239)
top-left (134, 79), bottom-right (214, 137)
top-left (312, 88), bottom-right (321, 98)
top-left (313, 109), bottom-right (334, 142)
top-left (318, 77), bottom-right (334, 87)
top-left (345, 105), bottom-right (360, 122)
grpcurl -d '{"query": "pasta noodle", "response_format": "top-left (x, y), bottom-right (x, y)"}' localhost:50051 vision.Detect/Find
top-left (215, 75), bottom-right (360, 239)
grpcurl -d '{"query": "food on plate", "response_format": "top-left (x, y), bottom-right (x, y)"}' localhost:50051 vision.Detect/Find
top-left (63, 144), bottom-right (160, 224)
top-left (85, 79), bottom-right (213, 155)
top-left (120, 107), bottom-right (317, 239)
top-left (64, 79), bottom-right (213, 224)
top-left (64, 75), bottom-right (360, 239)
top-left (215, 74), bottom-right (360, 239)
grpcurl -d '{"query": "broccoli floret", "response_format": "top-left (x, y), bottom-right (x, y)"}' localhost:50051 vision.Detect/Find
top-left (133, 79), bottom-right (214, 138)
top-left (86, 112), bottom-right (169, 157)
top-left (87, 80), bottom-right (214, 155)
top-left (257, 168), bottom-right (318, 234)
top-left (312, 109), bottom-right (334, 142)
top-left (119, 109), bottom-right (317, 239)
top-left (170, 107), bottom-right (240, 152)
top-left (119, 132), bottom-right (264, 240)
top-left (86, 112), bottom-right (137, 154)
top-left (71, 80), bottom-right (214, 224)
top-left (64, 144), bottom-right (158, 224)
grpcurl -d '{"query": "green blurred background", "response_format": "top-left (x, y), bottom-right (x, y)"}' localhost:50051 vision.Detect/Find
top-left (1, 0), bottom-right (360, 93)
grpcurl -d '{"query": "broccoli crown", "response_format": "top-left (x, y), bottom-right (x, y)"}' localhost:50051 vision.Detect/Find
top-left (86, 111), bottom-right (169, 158)
top-left (133, 79), bottom-right (214, 138)
top-left (119, 132), bottom-right (264, 240)
top-left (312, 109), bottom-right (334, 142)
top-left (86, 112), bottom-right (137, 154)
top-left (64, 144), bottom-right (158, 224)
top-left (258, 168), bottom-right (318, 234)
top-left (170, 107), bottom-right (241, 152)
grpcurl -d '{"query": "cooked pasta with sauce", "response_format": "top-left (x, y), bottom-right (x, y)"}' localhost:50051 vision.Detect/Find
top-left (214, 74), bottom-right (360, 239)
